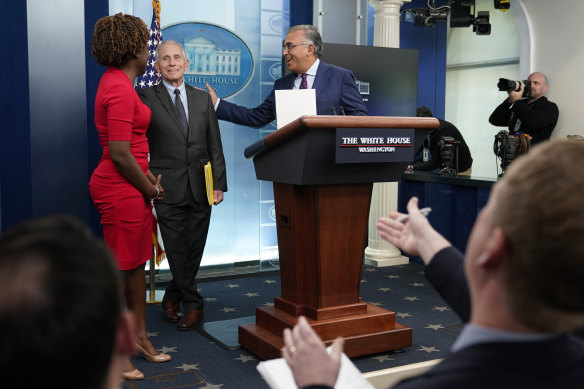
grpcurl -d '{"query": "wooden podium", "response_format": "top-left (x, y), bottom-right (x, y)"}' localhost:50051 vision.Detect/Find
top-left (239, 115), bottom-right (438, 360)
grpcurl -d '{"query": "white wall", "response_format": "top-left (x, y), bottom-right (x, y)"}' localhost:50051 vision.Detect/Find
top-left (445, 0), bottom-right (584, 178)
top-left (445, 0), bottom-right (519, 178)
top-left (520, 0), bottom-right (584, 140)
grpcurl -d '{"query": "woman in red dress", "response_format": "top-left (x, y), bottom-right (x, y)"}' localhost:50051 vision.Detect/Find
top-left (90, 13), bottom-right (170, 380)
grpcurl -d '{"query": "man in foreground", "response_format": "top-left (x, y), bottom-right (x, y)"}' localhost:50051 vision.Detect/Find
top-left (206, 24), bottom-right (367, 128)
top-left (283, 139), bottom-right (584, 388)
top-left (0, 215), bottom-right (136, 388)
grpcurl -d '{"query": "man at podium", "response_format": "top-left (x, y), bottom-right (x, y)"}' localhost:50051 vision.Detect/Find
top-left (206, 24), bottom-right (368, 128)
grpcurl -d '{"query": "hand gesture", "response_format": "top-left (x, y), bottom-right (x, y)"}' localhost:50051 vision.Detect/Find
top-left (282, 316), bottom-right (344, 388)
top-left (206, 83), bottom-right (218, 106)
top-left (147, 173), bottom-right (164, 201)
top-left (376, 197), bottom-right (450, 265)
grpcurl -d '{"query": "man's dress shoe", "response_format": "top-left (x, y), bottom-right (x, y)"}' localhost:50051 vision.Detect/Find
top-left (161, 299), bottom-right (181, 323)
top-left (177, 309), bottom-right (203, 331)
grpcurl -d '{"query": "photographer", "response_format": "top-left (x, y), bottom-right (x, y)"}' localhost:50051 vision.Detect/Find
top-left (412, 106), bottom-right (473, 174)
top-left (489, 72), bottom-right (559, 144)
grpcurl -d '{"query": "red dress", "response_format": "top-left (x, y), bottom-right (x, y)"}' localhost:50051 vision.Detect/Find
top-left (89, 66), bottom-right (153, 271)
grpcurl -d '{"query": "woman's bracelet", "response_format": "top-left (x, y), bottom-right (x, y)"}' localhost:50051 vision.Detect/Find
top-left (149, 186), bottom-right (160, 201)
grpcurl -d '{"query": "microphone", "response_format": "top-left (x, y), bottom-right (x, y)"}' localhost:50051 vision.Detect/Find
top-left (339, 106), bottom-right (346, 116)
top-left (330, 106), bottom-right (337, 115)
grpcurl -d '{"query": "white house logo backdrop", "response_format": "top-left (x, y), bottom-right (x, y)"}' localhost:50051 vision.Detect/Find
top-left (162, 22), bottom-right (254, 98)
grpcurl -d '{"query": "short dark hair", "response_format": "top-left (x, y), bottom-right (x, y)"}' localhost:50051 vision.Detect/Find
top-left (0, 215), bottom-right (122, 389)
top-left (92, 13), bottom-right (149, 67)
top-left (416, 106), bottom-right (433, 117)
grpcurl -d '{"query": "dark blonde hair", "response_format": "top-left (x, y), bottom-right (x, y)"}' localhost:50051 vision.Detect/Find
top-left (494, 140), bottom-right (584, 332)
top-left (92, 13), bottom-right (148, 67)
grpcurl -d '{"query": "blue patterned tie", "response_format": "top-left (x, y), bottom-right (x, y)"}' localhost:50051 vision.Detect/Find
top-left (299, 73), bottom-right (308, 89)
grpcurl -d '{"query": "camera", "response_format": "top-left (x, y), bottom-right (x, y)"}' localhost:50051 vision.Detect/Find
top-left (497, 78), bottom-right (531, 99)
top-left (493, 130), bottom-right (531, 176)
top-left (402, 8), bottom-right (448, 27)
top-left (438, 136), bottom-right (461, 174)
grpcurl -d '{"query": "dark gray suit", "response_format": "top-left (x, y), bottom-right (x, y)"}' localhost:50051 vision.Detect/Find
top-left (138, 82), bottom-right (227, 311)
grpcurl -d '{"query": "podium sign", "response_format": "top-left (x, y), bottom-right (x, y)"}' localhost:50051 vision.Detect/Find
top-left (336, 128), bottom-right (415, 163)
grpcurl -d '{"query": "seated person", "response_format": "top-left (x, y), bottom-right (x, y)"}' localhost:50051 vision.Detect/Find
top-left (283, 139), bottom-right (584, 389)
top-left (412, 106), bottom-right (473, 175)
top-left (0, 215), bottom-right (136, 389)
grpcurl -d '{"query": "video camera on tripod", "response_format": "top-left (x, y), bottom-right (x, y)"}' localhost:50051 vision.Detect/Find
top-left (493, 130), bottom-right (531, 176)
top-left (438, 136), bottom-right (461, 174)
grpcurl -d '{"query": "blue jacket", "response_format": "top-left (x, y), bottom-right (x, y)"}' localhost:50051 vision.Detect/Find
top-left (216, 61), bottom-right (368, 128)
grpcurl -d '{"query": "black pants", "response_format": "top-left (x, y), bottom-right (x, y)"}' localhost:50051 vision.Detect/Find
top-left (154, 186), bottom-right (211, 311)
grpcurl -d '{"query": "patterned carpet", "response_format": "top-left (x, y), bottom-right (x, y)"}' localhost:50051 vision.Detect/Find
top-left (121, 262), bottom-right (462, 389)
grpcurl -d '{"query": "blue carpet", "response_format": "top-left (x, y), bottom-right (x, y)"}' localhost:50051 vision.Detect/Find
top-left (122, 262), bottom-right (462, 389)
top-left (199, 316), bottom-right (256, 349)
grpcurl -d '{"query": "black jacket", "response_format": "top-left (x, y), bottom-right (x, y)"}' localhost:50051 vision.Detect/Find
top-left (413, 120), bottom-right (473, 172)
top-left (489, 96), bottom-right (559, 145)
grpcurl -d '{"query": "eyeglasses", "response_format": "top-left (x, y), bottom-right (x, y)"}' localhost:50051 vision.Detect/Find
top-left (282, 42), bottom-right (309, 52)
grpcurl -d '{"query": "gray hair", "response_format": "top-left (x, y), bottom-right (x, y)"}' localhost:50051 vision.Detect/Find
top-left (154, 39), bottom-right (187, 62)
top-left (288, 25), bottom-right (323, 58)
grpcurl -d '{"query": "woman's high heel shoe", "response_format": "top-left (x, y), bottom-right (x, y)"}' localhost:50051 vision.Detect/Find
top-left (122, 368), bottom-right (144, 380)
top-left (135, 342), bottom-right (171, 363)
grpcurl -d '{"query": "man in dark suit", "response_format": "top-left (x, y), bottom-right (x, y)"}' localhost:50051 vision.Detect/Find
top-left (283, 140), bottom-right (584, 389)
top-left (138, 40), bottom-right (227, 331)
top-left (206, 24), bottom-right (367, 127)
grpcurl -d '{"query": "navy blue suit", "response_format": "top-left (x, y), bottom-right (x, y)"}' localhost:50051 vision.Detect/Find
top-left (425, 247), bottom-right (471, 322)
top-left (216, 61), bottom-right (368, 128)
top-left (305, 246), bottom-right (584, 389)
top-left (392, 334), bottom-right (584, 389)
top-left (392, 246), bottom-right (584, 389)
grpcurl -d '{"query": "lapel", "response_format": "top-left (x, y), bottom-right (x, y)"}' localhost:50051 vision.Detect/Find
top-left (285, 73), bottom-right (296, 90)
top-left (311, 61), bottom-right (329, 99)
top-left (154, 83), bottom-right (188, 140)
top-left (184, 85), bottom-right (199, 141)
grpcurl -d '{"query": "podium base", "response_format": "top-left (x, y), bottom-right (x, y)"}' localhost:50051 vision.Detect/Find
top-left (238, 304), bottom-right (412, 360)
top-left (364, 255), bottom-right (409, 268)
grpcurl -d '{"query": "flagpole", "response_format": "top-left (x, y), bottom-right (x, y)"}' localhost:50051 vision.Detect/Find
top-left (137, 0), bottom-right (164, 304)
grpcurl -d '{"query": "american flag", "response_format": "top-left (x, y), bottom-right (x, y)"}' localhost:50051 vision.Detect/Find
top-left (136, 0), bottom-right (162, 90)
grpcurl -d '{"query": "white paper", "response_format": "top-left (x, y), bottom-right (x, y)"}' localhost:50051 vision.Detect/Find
top-left (257, 349), bottom-right (374, 389)
top-left (275, 89), bottom-right (317, 129)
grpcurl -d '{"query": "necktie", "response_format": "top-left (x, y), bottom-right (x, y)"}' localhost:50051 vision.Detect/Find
top-left (174, 88), bottom-right (188, 134)
top-left (299, 73), bottom-right (308, 89)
